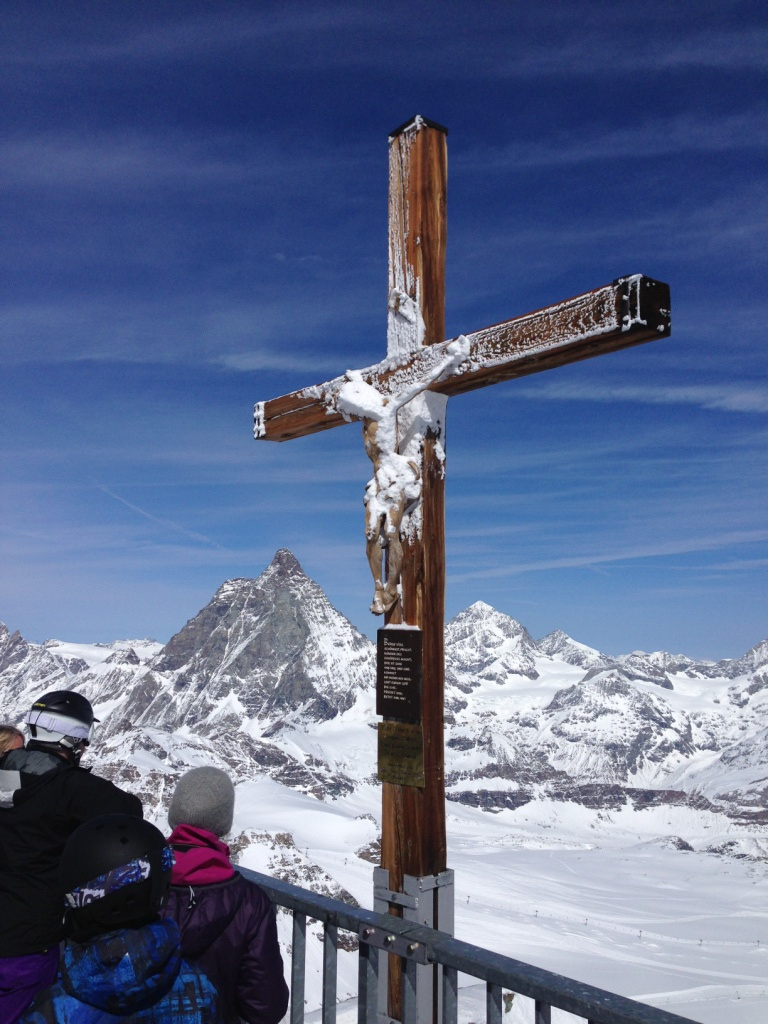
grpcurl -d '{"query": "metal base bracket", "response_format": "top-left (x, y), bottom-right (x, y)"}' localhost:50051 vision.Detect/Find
top-left (373, 867), bottom-right (456, 1024)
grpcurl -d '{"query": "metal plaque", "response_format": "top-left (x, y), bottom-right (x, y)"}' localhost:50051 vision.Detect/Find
top-left (376, 627), bottom-right (422, 722)
top-left (377, 721), bottom-right (425, 788)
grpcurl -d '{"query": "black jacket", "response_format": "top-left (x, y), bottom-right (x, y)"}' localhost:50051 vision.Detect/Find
top-left (0, 747), bottom-right (143, 956)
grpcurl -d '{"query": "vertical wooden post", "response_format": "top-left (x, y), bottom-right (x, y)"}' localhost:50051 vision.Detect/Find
top-left (382, 116), bottom-right (448, 1022)
top-left (387, 116), bottom-right (447, 357)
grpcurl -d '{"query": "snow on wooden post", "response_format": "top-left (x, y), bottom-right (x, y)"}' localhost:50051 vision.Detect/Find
top-left (253, 116), bottom-right (671, 1023)
top-left (384, 118), bottom-right (449, 1024)
top-left (381, 113), bottom-right (448, 863)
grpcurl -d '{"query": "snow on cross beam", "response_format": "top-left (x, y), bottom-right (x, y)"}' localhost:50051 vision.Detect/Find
top-left (253, 274), bottom-right (671, 443)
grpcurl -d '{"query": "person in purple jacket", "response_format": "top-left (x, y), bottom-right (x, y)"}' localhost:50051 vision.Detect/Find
top-left (164, 767), bottom-right (289, 1024)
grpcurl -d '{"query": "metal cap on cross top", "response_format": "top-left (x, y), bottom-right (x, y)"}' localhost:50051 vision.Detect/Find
top-left (253, 117), bottom-right (670, 1023)
top-left (389, 115), bottom-right (449, 138)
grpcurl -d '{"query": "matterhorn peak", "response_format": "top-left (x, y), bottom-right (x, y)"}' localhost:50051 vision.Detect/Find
top-left (142, 550), bottom-right (374, 733)
top-left (269, 547), bottom-right (304, 575)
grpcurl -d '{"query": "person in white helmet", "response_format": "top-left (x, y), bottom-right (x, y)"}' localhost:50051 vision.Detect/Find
top-left (0, 690), bottom-right (142, 1024)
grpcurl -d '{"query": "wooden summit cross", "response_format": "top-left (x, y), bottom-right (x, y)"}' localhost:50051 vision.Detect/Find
top-left (254, 115), bottom-right (670, 1013)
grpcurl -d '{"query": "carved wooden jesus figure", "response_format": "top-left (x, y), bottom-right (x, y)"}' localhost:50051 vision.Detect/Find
top-left (337, 337), bottom-right (469, 615)
top-left (361, 413), bottom-right (417, 615)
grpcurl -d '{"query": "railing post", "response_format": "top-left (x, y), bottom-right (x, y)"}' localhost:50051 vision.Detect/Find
top-left (358, 934), bottom-right (380, 1024)
top-left (486, 983), bottom-right (502, 1024)
top-left (534, 1001), bottom-right (551, 1024)
top-left (373, 866), bottom-right (395, 1024)
top-left (442, 966), bottom-right (458, 1024)
top-left (402, 958), bottom-right (420, 1024)
top-left (322, 922), bottom-right (338, 1024)
top-left (291, 913), bottom-right (307, 1024)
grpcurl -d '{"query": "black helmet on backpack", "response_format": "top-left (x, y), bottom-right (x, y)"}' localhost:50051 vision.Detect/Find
top-left (60, 814), bottom-right (173, 940)
top-left (25, 690), bottom-right (98, 761)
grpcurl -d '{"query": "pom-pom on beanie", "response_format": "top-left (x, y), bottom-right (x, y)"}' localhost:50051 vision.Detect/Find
top-left (168, 766), bottom-right (235, 837)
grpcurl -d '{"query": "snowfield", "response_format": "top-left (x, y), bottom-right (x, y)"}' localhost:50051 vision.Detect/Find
top-left (230, 778), bottom-right (767, 1024)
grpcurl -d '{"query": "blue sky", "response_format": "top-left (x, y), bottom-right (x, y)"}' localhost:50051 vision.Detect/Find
top-left (1, 1), bottom-right (766, 660)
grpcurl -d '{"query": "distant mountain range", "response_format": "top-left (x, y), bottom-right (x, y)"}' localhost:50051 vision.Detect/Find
top-left (2, 548), bottom-right (767, 863)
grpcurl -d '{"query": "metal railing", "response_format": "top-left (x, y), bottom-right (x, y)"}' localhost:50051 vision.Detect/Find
top-left (240, 866), bottom-right (698, 1024)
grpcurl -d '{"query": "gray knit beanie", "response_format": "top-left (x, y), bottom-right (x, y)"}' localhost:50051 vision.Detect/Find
top-left (168, 766), bottom-right (235, 837)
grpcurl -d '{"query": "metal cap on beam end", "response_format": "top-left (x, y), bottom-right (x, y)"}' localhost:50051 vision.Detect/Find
top-left (614, 274), bottom-right (671, 336)
top-left (389, 115), bottom-right (449, 139)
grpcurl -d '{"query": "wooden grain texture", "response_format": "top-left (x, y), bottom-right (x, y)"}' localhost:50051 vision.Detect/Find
top-left (253, 275), bottom-right (670, 443)
top-left (388, 119), bottom-right (447, 350)
top-left (381, 431), bottom-right (448, 882)
top-left (383, 118), bottom-right (449, 1024)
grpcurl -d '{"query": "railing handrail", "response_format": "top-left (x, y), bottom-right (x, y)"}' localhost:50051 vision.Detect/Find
top-left (240, 865), bottom-right (698, 1024)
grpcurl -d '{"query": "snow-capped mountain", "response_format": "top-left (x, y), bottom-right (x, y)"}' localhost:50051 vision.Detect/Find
top-left (445, 601), bottom-right (540, 686)
top-left (151, 548), bottom-right (374, 729)
top-left (2, 548), bottom-right (767, 834)
top-left (3, 549), bottom-right (767, 1022)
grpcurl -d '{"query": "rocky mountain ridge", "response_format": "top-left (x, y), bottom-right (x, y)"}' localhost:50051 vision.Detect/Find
top-left (1, 549), bottom-right (766, 867)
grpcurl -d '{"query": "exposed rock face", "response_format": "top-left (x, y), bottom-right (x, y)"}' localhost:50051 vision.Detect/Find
top-left (0, 622), bottom-right (73, 701)
top-left (0, 623), bottom-right (31, 674)
top-left (541, 673), bottom-right (695, 781)
top-left (714, 638), bottom-right (768, 680)
top-left (445, 601), bottom-right (540, 688)
top-left (1, 549), bottom-right (767, 862)
top-left (537, 630), bottom-right (610, 672)
top-left (114, 549), bottom-right (375, 738)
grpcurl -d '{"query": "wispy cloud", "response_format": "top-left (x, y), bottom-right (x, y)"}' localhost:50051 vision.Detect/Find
top-left (1, 6), bottom-right (386, 67)
top-left (0, 130), bottom-right (362, 194)
top-left (490, 26), bottom-right (768, 78)
top-left (456, 110), bottom-right (768, 175)
top-left (0, 289), bottom-right (381, 368)
top-left (704, 557), bottom-right (768, 571)
top-left (322, 13), bottom-right (768, 81)
top-left (217, 350), bottom-right (353, 374)
top-left (510, 382), bottom-right (768, 414)
top-left (96, 485), bottom-right (226, 549)
top-left (450, 529), bottom-right (768, 583)
top-left (7, 5), bottom-right (764, 80)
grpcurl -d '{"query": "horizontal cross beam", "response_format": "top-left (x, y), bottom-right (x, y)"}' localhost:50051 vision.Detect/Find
top-left (254, 274), bottom-right (670, 443)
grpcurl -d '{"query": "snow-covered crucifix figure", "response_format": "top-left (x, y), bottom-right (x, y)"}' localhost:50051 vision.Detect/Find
top-left (253, 117), bottom-right (671, 992)
top-left (337, 335), bottom-right (469, 614)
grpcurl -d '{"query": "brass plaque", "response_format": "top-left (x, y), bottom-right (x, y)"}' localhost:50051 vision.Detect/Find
top-left (377, 721), bottom-right (424, 788)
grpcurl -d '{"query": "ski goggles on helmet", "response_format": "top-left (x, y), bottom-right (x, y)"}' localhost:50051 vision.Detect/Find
top-left (64, 846), bottom-right (175, 909)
